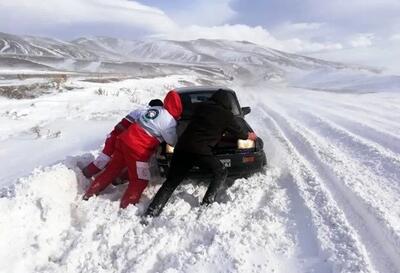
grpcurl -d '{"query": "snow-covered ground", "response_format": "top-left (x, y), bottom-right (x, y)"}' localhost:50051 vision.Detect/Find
top-left (0, 75), bottom-right (195, 185)
top-left (0, 74), bottom-right (399, 273)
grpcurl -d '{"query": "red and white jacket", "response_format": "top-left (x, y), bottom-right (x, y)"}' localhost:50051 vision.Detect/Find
top-left (119, 90), bottom-right (182, 160)
top-left (93, 91), bottom-right (182, 168)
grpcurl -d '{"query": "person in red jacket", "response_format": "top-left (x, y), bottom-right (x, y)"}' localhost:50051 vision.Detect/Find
top-left (83, 91), bottom-right (182, 208)
top-left (81, 99), bottom-right (164, 179)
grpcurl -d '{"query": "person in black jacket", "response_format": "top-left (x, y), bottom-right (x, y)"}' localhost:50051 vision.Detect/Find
top-left (144, 90), bottom-right (257, 217)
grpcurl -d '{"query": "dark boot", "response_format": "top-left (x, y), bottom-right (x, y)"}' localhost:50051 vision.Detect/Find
top-left (202, 167), bottom-right (228, 205)
top-left (81, 162), bottom-right (101, 179)
top-left (144, 183), bottom-right (177, 217)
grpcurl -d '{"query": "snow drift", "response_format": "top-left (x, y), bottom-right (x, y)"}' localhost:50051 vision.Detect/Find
top-left (1, 69), bottom-right (399, 272)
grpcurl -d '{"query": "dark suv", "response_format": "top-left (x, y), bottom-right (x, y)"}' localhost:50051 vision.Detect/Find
top-left (157, 86), bottom-right (267, 178)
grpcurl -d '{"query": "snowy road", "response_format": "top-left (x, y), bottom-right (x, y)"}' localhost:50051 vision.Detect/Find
top-left (244, 86), bottom-right (400, 273)
top-left (0, 77), bottom-right (399, 273)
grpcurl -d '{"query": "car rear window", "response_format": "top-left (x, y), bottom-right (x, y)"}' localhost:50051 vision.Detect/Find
top-left (180, 91), bottom-right (240, 118)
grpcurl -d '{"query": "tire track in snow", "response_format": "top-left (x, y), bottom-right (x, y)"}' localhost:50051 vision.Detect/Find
top-left (268, 102), bottom-right (400, 232)
top-left (286, 117), bottom-right (400, 270)
top-left (323, 104), bottom-right (400, 135)
top-left (273, 110), bottom-right (400, 266)
top-left (300, 91), bottom-right (400, 123)
top-left (251, 106), bottom-right (374, 273)
top-left (276, 97), bottom-right (400, 154)
top-left (278, 108), bottom-right (400, 238)
top-left (311, 111), bottom-right (400, 155)
top-left (321, 99), bottom-right (400, 130)
top-left (279, 106), bottom-right (400, 190)
top-left (274, 172), bottom-right (333, 272)
top-left (262, 105), bottom-right (400, 273)
top-left (269, 88), bottom-right (400, 137)
top-left (250, 108), bottom-right (326, 268)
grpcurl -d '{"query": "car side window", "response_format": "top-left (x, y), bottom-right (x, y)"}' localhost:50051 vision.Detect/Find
top-left (226, 93), bottom-right (241, 116)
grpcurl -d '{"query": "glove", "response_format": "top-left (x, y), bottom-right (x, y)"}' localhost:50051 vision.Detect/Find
top-left (247, 132), bottom-right (257, 141)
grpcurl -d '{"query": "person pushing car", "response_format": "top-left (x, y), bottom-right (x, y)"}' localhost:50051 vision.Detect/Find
top-left (83, 90), bottom-right (182, 208)
top-left (144, 89), bottom-right (257, 217)
top-left (81, 99), bottom-right (164, 180)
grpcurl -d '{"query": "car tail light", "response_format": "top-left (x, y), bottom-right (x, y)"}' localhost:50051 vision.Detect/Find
top-left (166, 144), bottom-right (175, 154)
top-left (237, 139), bottom-right (255, 149)
top-left (243, 156), bottom-right (255, 163)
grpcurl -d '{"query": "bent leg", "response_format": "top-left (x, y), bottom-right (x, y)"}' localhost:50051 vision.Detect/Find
top-left (119, 143), bottom-right (150, 208)
top-left (195, 155), bottom-right (228, 205)
top-left (120, 162), bottom-right (149, 208)
top-left (83, 149), bottom-right (125, 199)
top-left (120, 178), bottom-right (148, 208)
top-left (81, 133), bottom-right (116, 178)
top-left (145, 151), bottom-right (193, 217)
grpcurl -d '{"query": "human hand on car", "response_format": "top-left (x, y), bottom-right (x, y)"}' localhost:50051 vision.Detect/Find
top-left (247, 132), bottom-right (257, 141)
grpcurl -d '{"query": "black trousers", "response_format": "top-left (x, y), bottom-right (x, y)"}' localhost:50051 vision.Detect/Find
top-left (145, 150), bottom-right (227, 217)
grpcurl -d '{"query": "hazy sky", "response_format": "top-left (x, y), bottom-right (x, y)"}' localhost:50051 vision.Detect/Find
top-left (1, 0), bottom-right (399, 71)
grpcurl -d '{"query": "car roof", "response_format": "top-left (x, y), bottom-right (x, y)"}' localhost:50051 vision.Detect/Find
top-left (174, 86), bottom-right (236, 94)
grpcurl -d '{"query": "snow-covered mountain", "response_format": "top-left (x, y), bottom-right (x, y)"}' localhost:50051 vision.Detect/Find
top-left (127, 38), bottom-right (350, 70)
top-left (70, 36), bottom-right (140, 60)
top-left (3, 32), bottom-right (397, 93)
top-left (0, 32), bottom-right (97, 59)
top-left (0, 32), bottom-right (378, 78)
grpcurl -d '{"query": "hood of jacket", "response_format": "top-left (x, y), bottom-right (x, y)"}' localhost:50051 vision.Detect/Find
top-left (163, 90), bottom-right (183, 119)
top-left (210, 89), bottom-right (232, 111)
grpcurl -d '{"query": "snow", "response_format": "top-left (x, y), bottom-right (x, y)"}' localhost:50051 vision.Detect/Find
top-left (0, 39), bottom-right (10, 53)
top-left (0, 69), bottom-right (73, 75)
top-left (241, 85), bottom-right (400, 273)
top-left (1, 73), bottom-right (400, 273)
top-left (288, 69), bottom-right (400, 93)
top-left (0, 75), bottom-right (195, 186)
top-left (0, 77), bottom-right (50, 86)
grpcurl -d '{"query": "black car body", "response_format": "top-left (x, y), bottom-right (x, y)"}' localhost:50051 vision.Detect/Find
top-left (157, 86), bottom-right (267, 178)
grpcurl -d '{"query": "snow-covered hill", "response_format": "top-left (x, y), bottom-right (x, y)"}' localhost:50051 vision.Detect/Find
top-left (127, 38), bottom-right (351, 70)
top-left (71, 37), bottom-right (139, 60)
top-left (0, 32), bottom-right (97, 59)
top-left (0, 32), bottom-right (380, 82)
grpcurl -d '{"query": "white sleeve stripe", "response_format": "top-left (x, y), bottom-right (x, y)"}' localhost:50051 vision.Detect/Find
top-left (125, 115), bottom-right (136, 123)
top-left (93, 153), bottom-right (111, 169)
